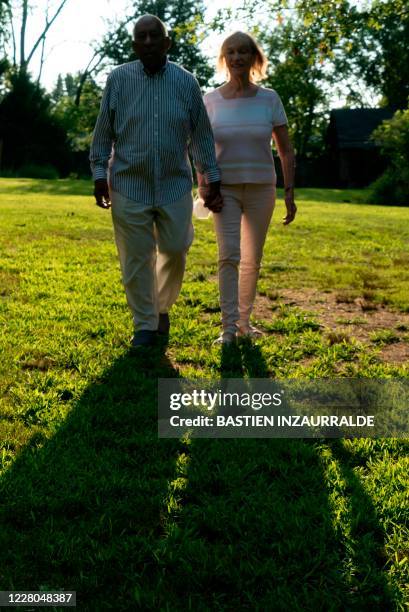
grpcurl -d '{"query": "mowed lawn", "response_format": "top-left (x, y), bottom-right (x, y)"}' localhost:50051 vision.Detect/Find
top-left (0, 178), bottom-right (408, 610)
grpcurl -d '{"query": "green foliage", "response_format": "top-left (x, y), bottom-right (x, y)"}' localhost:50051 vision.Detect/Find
top-left (287, 0), bottom-right (409, 110)
top-left (0, 0), bottom-right (8, 37)
top-left (260, 19), bottom-right (329, 157)
top-left (372, 108), bottom-right (409, 168)
top-left (370, 170), bottom-right (409, 207)
top-left (223, 2), bottom-right (367, 157)
top-left (51, 74), bottom-right (102, 152)
top-left (230, 0), bottom-right (409, 158)
top-left (362, 0), bottom-right (409, 109)
top-left (97, 0), bottom-right (212, 86)
top-left (370, 108), bottom-right (409, 205)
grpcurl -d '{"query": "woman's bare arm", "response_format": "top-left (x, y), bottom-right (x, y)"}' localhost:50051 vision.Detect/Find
top-left (273, 124), bottom-right (297, 225)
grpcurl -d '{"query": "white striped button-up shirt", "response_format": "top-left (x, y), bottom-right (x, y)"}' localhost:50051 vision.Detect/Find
top-left (89, 58), bottom-right (220, 205)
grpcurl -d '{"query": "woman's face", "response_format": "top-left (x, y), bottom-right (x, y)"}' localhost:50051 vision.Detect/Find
top-left (223, 38), bottom-right (254, 79)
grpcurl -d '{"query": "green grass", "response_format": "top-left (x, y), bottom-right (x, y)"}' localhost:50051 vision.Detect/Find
top-left (0, 178), bottom-right (408, 610)
top-left (370, 330), bottom-right (401, 345)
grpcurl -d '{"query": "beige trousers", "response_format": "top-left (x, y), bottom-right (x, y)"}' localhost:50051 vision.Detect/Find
top-left (110, 189), bottom-right (194, 331)
top-left (213, 183), bottom-right (276, 334)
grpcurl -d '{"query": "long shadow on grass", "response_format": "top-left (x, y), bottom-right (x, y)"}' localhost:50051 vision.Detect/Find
top-left (219, 337), bottom-right (272, 378)
top-left (0, 346), bottom-right (185, 610)
top-left (151, 340), bottom-right (397, 610)
top-left (326, 438), bottom-right (400, 605)
top-left (0, 341), bottom-right (398, 610)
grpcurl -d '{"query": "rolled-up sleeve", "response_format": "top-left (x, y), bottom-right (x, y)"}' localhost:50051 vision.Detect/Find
top-left (189, 78), bottom-right (220, 184)
top-left (89, 73), bottom-right (116, 181)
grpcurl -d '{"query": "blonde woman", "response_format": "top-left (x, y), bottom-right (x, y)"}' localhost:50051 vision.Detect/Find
top-left (198, 31), bottom-right (297, 344)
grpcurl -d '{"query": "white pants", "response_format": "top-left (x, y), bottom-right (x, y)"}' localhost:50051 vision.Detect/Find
top-left (110, 189), bottom-right (194, 331)
top-left (213, 183), bottom-right (276, 334)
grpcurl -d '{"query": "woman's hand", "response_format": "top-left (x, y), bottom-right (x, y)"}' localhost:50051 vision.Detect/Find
top-left (272, 125), bottom-right (297, 225)
top-left (198, 185), bottom-right (208, 201)
top-left (283, 190), bottom-right (297, 225)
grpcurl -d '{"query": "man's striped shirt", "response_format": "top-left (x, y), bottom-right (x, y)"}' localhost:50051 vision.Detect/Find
top-left (89, 58), bottom-right (220, 205)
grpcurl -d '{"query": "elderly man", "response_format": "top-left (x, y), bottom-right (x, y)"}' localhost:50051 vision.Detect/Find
top-left (90, 15), bottom-right (222, 347)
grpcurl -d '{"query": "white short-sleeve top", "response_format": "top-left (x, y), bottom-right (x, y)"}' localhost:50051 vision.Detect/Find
top-left (203, 86), bottom-right (288, 184)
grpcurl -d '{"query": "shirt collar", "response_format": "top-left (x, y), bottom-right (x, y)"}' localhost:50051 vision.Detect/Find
top-left (140, 56), bottom-right (169, 78)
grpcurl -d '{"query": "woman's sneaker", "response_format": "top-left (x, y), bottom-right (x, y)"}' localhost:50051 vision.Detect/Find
top-left (237, 324), bottom-right (264, 339)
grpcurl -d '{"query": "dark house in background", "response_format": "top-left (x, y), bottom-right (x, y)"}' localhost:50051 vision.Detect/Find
top-left (326, 108), bottom-right (394, 188)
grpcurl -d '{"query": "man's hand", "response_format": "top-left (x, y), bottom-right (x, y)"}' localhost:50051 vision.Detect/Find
top-left (94, 179), bottom-right (111, 209)
top-left (200, 180), bottom-right (223, 214)
top-left (205, 193), bottom-right (223, 213)
top-left (283, 190), bottom-right (297, 225)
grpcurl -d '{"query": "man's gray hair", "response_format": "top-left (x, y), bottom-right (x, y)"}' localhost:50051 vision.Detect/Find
top-left (133, 14), bottom-right (168, 39)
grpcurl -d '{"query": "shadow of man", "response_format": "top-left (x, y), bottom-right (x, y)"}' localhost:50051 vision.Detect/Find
top-left (0, 345), bottom-right (184, 610)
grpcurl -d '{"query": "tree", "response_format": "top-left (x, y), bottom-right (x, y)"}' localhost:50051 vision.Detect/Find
top-left (211, 1), bottom-right (365, 157)
top-left (0, 2), bottom-right (74, 173)
top-left (260, 18), bottom-right (329, 157)
top-left (370, 107), bottom-right (409, 205)
top-left (0, 70), bottom-right (70, 174)
top-left (82, 0), bottom-right (212, 92)
top-left (5, 0), bottom-right (69, 75)
top-left (213, 0), bottom-right (409, 162)
top-left (0, 0), bottom-right (9, 38)
top-left (230, 0), bottom-right (409, 110)
top-left (51, 73), bottom-right (103, 152)
top-left (354, 1), bottom-right (409, 110)
top-left (299, 0), bottom-right (409, 109)
top-left (0, 0), bottom-right (11, 85)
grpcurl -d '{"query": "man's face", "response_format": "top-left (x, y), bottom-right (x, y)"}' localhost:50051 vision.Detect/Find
top-left (132, 19), bottom-right (170, 71)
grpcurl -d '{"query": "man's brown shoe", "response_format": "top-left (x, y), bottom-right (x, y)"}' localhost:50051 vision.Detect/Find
top-left (131, 330), bottom-right (157, 348)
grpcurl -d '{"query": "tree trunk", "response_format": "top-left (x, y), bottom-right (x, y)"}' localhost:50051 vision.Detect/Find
top-left (20, 0), bottom-right (28, 68)
top-left (20, 0), bottom-right (69, 72)
top-left (74, 52), bottom-right (104, 106)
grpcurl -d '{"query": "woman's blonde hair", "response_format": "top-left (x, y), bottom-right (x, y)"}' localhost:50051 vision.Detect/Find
top-left (217, 31), bottom-right (268, 83)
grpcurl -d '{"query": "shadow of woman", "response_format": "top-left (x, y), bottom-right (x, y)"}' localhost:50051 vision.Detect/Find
top-left (325, 438), bottom-right (402, 606)
top-left (219, 337), bottom-right (272, 378)
top-left (152, 340), bottom-right (397, 610)
top-left (0, 346), bottom-right (185, 610)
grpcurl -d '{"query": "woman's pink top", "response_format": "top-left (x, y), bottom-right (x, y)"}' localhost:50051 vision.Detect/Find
top-left (203, 87), bottom-right (288, 185)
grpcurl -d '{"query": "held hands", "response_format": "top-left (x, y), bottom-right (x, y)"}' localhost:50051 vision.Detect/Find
top-left (199, 180), bottom-right (223, 214)
top-left (94, 179), bottom-right (111, 209)
top-left (283, 189), bottom-right (297, 225)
